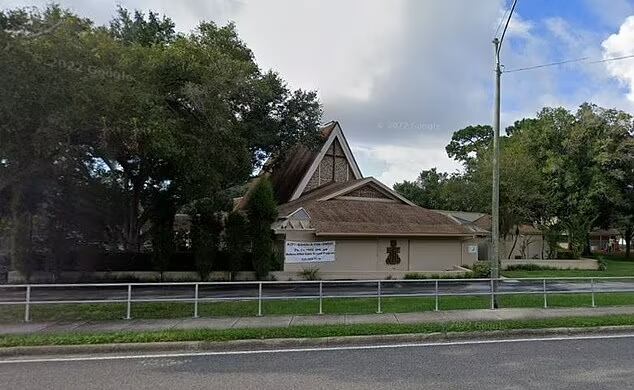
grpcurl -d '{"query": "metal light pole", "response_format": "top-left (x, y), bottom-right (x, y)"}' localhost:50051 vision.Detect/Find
top-left (491, 37), bottom-right (502, 308)
top-left (490, 0), bottom-right (517, 309)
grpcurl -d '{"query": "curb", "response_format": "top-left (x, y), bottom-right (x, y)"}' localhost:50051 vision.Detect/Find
top-left (1, 325), bottom-right (633, 358)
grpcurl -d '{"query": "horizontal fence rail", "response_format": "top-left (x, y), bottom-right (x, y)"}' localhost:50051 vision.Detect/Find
top-left (0, 277), bottom-right (633, 322)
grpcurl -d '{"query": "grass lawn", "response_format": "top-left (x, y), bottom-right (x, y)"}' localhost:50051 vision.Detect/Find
top-left (1, 314), bottom-right (634, 348)
top-left (1, 292), bottom-right (632, 323)
top-left (502, 256), bottom-right (634, 278)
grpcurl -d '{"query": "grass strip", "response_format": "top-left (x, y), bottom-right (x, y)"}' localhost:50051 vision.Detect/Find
top-left (1, 293), bottom-right (632, 323)
top-left (502, 258), bottom-right (634, 278)
top-left (1, 314), bottom-right (633, 348)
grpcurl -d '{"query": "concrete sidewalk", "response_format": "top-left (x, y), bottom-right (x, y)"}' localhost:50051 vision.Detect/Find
top-left (1, 306), bottom-right (633, 336)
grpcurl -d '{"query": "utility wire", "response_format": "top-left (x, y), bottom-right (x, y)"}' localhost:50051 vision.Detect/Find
top-left (494, 1), bottom-right (510, 39)
top-left (497, 0), bottom-right (518, 54)
top-left (504, 53), bottom-right (634, 73)
top-left (586, 53), bottom-right (634, 64)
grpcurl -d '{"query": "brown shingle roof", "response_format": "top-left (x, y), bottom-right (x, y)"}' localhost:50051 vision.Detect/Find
top-left (278, 182), bottom-right (473, 236)
top-left (277, 180), bottom-right (364, 216)
top-left (269, 145), bottom-right (319, 204)
top-left (267, 121), bottom-right (338, 204)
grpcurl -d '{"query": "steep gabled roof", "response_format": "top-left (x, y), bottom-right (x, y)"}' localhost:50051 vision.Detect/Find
top-left (268, 145), bottom-right (319, 204)
top-left (239, 121), bottom-right (363, 208)
top-left (288, 121), bottom-right (362, 201)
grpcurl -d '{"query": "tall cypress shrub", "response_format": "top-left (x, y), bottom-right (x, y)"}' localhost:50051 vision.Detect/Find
top-left (191, 199), bottom-right (223, 280)
top-left (246, 178), bottom-right (278, 279)
top-left (224, 211), bottom-right (248, 280)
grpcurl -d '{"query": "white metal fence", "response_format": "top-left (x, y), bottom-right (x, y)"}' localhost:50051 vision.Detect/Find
top-left (1, 277), bottom-right (633, 322)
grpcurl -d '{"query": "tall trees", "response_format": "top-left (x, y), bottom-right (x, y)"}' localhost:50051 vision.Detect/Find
top-left (392, 169), bottom-right (479, 211)
top-left (395, 103), bottom-right (633, 259)
top-left (1, 5), bottom-right (321, 277)
top-left (445, 125), bottom-right (493, 170)
top-left (521, 104), bottom-right (632, 257)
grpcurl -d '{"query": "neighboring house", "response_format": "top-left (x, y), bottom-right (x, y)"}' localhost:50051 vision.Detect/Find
top-left (589, 228), bottom-right (622, 253)
top-left (237, 121), bottom-right (484, 279)
top-left (442, 210), bottom-right (623, 260)
top-left (436, 211), bottom-right (547, 260)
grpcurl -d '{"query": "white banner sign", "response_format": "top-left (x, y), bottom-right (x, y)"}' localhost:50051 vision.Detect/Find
top-left (285, 241), bottom-right (336, 263)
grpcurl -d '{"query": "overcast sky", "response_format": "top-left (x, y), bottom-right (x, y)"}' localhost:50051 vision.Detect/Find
top-left (4, 0), bottom-right (634, 185)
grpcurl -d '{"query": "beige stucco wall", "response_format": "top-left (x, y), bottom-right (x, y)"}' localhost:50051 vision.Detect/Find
top-left (504, 235), bottom-right (546, 259)
top-left (409, 239), bottom-right (457, 271)
top-left (473, 235), bottom-right (547, 261)
top-left (282, 233), bottom-right (475, 273)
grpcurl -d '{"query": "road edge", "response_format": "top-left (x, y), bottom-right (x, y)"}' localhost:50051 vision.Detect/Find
top-left (1, 325), bottom-right (633, 358)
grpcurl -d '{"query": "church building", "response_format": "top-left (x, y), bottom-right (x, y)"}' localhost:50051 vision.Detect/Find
top-left (240, 121), bottom-right (484, 279)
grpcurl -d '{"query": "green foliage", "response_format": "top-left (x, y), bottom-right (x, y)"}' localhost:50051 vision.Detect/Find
top-left (149, 190), bottom-right (177, 278)
top-left (505, 264), bottom-right (559, 271)
top-left (190, 199), bottom-right (224, 279)
top-left (0, 5), bottom-right (321, 271)
top-left (556, 249), bottom-right (577, 260)
top-left (597, 257), bottom-right (608, 271)
top-left (224, 211), bottom-right (249, 280)
top-left (108, 6), bottom-right (175, 46)
top-left (9, 209), bottom-right (33, 279)
top-left (393, 169), bottom-right (478, 211)
top-left (445, 124), bottom-right (493, 169)
top-left (402, 272), bottom-right (477, 279)
top-left (247, 178), bottom-right (278, 279)
top-left (397, 102), bottom-right (633, 260)
top-left (471, 261), bottom-right (491, 278)
top-left (298, 267), bottom-right (320, 281)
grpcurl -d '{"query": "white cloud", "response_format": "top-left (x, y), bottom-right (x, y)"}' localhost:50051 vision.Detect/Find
top-left (352, 138), bottom-right (463, 187)
top-left (602, 15), bottom-right (634, 102)
top-left (506, 12), bottom-right (533, 37)
top-left (230, 0), bottom-right (408, 102)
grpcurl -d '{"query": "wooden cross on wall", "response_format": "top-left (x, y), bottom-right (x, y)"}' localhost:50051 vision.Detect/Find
top-left (386, 240), bottom-right (401, 265)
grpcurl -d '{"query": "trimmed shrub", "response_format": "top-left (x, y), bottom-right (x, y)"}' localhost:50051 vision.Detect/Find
top-left (471, 261), bottom-right (491, 277)
top-left (505, 264), bottom-right (559, 271)
top-left (298, 267), bottom-right (320, 280)
top-left (247, 178), bottom-right (278, 279)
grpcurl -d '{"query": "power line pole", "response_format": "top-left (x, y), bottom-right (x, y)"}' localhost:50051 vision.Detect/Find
top-left (491, 37), bottom-right (501, 309)
top-left (491, 0), bottom-right (517, 309)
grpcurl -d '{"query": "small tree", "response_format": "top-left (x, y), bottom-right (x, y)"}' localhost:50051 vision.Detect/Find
top-left (9, 187), bottom-right (37, 281)
top-left (149, 191), bottom-right (177, 281)
top-left (247, 178), bottom-right (278, 279)
top-left (224, 211), bottom-right (249, 280)
top-left (190, 199), bottom-right (223, 280)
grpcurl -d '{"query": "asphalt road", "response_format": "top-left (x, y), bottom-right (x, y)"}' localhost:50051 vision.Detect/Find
top-left (1, 334), bottom-right (633, 389)
top-left (0, 279), bottom-right (633, 303)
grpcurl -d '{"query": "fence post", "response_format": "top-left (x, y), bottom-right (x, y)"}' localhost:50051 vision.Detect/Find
top-left (376, 281), bottom-right (382, 314)
top-left (318, 281), bottom-right (323, 315)
top-left (24, 285), bottom-right (31, 323)
top-left (490, 278), bottom-right (495, 310)
top-left (591, 278), bottom-right (596, 308)
top-left (125, 284), bottom-right (132, 320)
top-left (543, 279), bottom-right (548, 309)
top-left (257, 282), bottom-right (263, 317)
top-left (434, 280), bottom-right (439, 311)
top-left (193, 283), bottom-right (199, 318)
